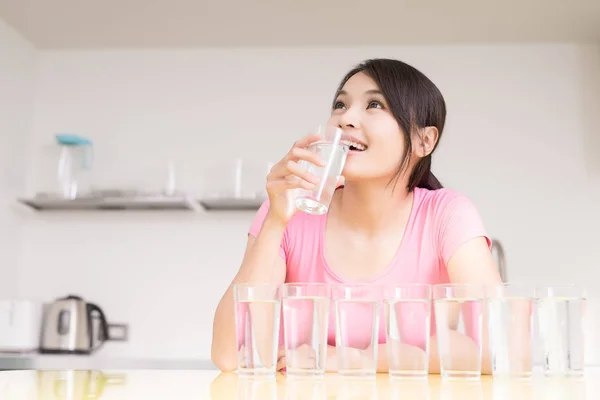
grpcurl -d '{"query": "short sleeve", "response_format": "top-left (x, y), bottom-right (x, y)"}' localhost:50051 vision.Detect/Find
top-left (435, 191), bottom-right (492, 265)
top-left (248, 200), bottom-right (287, 260)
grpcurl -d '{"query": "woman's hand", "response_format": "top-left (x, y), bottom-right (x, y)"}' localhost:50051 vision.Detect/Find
top-left (265, 134), bottom-right (325, 225)
top-left (276, 344), bottom-right (325, 372)
top-left (276, 347), bottom-right (286, 372)
top-left (388, 342), bottom-right (428, 372)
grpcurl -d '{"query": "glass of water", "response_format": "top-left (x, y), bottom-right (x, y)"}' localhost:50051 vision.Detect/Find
top-left (433, 283), bottom-right (485, 379)
top-left (486, 283), bottom-right (535, 379)
top-left (383, 284), bottom-right (431, 378)
top-left (295, 125), bottom-right (349, 215)
top-left (333, 285), bottom-right (381, 377)
top-left (281, 283), bottom-right (331, 377)
top-left (536, 284), bottom-right (586, 378)
top-left (234, 283), bottom-right (282, 376)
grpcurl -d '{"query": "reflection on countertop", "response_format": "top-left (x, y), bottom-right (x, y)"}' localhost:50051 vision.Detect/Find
top-left (0, 369), bottom-right (599, 399)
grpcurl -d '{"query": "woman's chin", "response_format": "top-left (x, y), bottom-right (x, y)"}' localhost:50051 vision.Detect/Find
top-left (341, 169), bottom-right (400, 184)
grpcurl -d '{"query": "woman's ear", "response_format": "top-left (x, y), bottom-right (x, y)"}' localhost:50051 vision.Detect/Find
top-left (414, 127), bottom-right (439, 157)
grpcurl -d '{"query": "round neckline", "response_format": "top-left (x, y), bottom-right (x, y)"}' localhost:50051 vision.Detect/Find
top-left (319, 187), bottom-right (421, 284)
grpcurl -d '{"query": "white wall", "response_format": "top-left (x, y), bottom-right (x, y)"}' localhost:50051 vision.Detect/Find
top-left (0, 18), bottom-right (36, 298)
top-left (16, 44), bottom-right (600, 362)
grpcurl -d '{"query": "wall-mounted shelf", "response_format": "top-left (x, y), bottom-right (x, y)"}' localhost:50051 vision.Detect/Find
top-left (18, 193), bottom-right (200, 211)
top-left (198, 196), bottom-right (265, 211)
top-left (18, 192), bottom-right (267, 212)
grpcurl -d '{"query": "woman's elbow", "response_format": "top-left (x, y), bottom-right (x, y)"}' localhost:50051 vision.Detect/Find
top-left (211, 348), bottom-right (238, 372)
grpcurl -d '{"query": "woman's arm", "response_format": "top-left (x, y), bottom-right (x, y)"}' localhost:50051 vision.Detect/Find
top-left (210, 214), bottom-right (287, 372)
top-left (433, 236), bottom-right (502, 374)
top-left (325, 343), bottom-right (427, 373)
top-left (326, 344), bottom-right (395, 373)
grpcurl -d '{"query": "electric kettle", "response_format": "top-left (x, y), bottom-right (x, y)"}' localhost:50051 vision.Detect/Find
top-left (40, 295), bottom-right (110, 354)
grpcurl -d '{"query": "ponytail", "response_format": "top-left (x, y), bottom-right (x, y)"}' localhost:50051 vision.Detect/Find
top-left (408, 154), bottom-right (443, 191)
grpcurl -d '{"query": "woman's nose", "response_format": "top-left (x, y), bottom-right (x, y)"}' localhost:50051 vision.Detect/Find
top-left (338, 108), bottom-right (360, 129)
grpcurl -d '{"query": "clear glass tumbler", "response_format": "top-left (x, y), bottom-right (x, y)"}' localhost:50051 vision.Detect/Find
top-left (333, 285), bottom-right (381, 377)
top-left (282, 283), bottom-right (331, 377)
top-left (536, 284), bottom-right (586, 378)
top-left (486, 283), bottom-right (535, 379)
top-left (433, 283), bottom-right (485, 379)
top-left (234, 283), bottom-right (282, 376)
top-left (383, 284), bottom-right (432, 378)
top-left (295, 125), bottom-right (349, 215)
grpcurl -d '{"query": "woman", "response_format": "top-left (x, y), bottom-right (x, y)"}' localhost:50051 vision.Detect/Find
top-left (211, 58), bottom-right (502, 374)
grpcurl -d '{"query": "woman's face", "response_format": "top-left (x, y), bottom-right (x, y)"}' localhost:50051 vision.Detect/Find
top-left (328, 72), bottom-right (406, 182)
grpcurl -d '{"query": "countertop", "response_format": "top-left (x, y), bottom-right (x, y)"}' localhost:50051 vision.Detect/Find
top-left (0, 353), bottom-right (216, 371)
top-left (0, 369), bottom-right (599, 399)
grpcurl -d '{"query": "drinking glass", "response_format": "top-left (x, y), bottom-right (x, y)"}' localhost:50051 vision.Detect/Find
top-left (333, 285), bottom-right (381, 377)
top-left (234, 283), bottom-right (282, 376)
top-left (383, 284), bottom-right (431, 378)
top-left (536, 284), bottom-right (586, 377)
top-left (433, 283), bottom-right (485, 379)
top-left (486, 283), bottom-right (535, 379)
top-left (295, 125), bottom-right (349, 215)
top-left (282, 283), bottom-right (331, 377)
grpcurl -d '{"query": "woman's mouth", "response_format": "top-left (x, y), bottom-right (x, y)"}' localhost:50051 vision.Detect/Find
top-left (340, 139), bottom-right (368, 152)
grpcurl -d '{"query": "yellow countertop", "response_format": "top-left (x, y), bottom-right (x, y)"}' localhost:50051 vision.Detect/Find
top-left (0, 369), bottom-right (598, 399)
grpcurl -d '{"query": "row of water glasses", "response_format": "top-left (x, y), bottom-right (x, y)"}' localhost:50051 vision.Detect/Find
top-left (439, 283), bottom-right (585, 379)
top-left (233, 283), bottom-right (382, 378)
top-left (233, 282), bottom-right (585, 380)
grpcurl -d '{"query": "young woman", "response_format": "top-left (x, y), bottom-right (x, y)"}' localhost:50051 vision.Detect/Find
top-left (211, 58), bottom-right (502, 374)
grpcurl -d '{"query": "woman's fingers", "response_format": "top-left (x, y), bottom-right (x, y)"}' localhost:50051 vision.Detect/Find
top-left (276, 356), bottom-right (286, 372)
top-left (285, 160), bottom-right (321, 185)
top-left (292, 133), bottom-right (323, 150)
top-left (287, 146), bottom-right (325, 167)
top-left (285, 344), bottom-right (319, 370)
top-left (267, 157), bottom-right (321, 192)
top-left (276, 347), bottom-right (286, 372)
top-left (265, 133), bottom-right (326, 198)
top-left (267, 162), bottom-right (321, 193)
top-left (266, 177), bottom-right (315, 194)
top-left (268, 150), bottom-right (323, 180)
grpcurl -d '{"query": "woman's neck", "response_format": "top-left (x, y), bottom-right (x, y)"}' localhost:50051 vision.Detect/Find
top-left (332, 179), bottom-right (415, 237)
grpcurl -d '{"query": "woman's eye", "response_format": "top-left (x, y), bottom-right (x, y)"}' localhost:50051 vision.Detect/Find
top-left (333, 101), bottom-right (346, 110)
top-left (368, 101), bottom-right (383, 109)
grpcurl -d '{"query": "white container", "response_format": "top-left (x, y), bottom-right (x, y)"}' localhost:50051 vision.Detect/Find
top-left (0, 300), bottom-right (43, 353)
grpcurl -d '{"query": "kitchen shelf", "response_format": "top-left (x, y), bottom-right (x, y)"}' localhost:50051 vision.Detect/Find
top-left (198, 196), bottom-right (265, 211)
top-left (18, 193), bottom-right (200, 211)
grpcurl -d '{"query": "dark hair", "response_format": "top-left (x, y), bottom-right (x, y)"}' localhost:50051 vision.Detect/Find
top-left (333, 58), bottom-right (446, 191)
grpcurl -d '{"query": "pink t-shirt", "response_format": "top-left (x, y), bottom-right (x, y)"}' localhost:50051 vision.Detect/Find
top-left (248, 187), bottom-right (490, 350)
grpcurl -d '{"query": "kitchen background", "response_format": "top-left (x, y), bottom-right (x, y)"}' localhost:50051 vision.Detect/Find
top-left (0, 0), bottom-right (599, 368)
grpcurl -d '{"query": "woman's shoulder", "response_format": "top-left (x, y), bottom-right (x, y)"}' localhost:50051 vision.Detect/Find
top-left (414, 187), bottom-right (490, 262)
top-left (416, 187), bottom-right (479, 214)
top-left (414, 187), bottom-right (486, 234)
